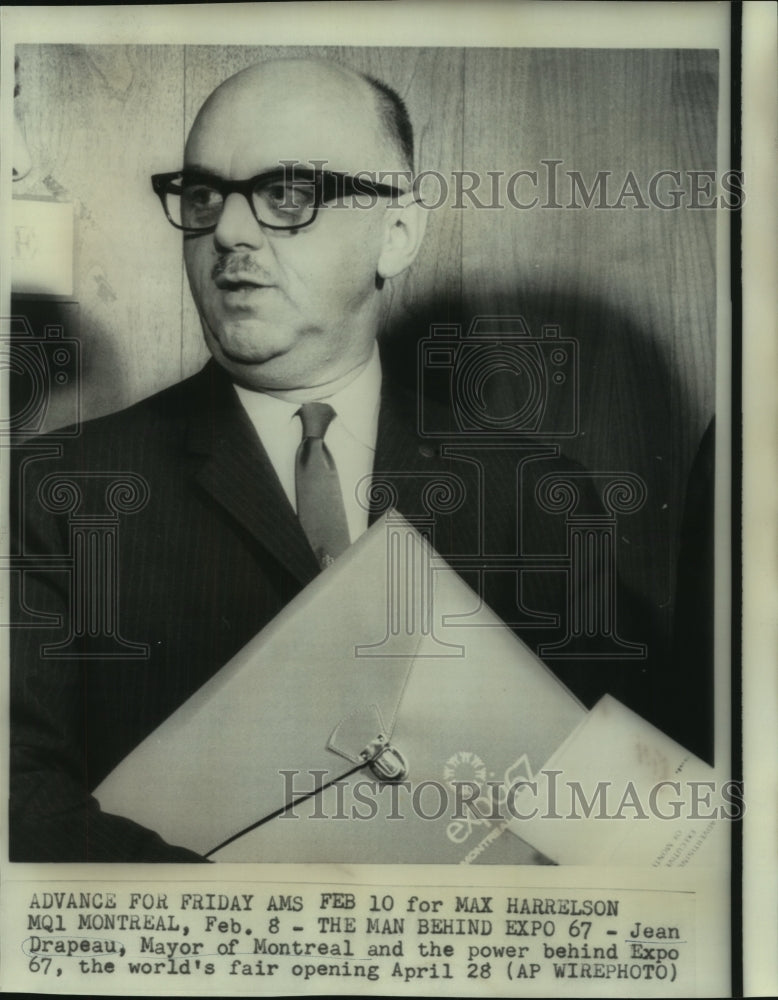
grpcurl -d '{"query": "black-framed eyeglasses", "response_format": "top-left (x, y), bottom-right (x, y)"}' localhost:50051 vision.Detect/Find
top-left (151, 167), bottom-right (406, 234)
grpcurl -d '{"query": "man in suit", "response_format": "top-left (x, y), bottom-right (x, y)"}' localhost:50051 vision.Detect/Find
top-left (10, 58), bottom-right (663, 861)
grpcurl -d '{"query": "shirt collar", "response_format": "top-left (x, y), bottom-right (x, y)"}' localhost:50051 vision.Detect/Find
top-left (233, 343), bottom-right (381, 451)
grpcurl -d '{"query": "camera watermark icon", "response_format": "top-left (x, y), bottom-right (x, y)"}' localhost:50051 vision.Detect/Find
top-left (1, 314), bottom-right (81, 438)
top-left (418, 316), bottom-right (578, 439)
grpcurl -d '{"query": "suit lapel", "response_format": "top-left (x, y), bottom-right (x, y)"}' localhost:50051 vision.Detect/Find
top-left (185, 363), bottom-right (321, 587)
top-left (372, 376), bottom-right (453, 523)
top-left (372, 373), bottom-right (483, 557)
top-left (181, 361), bottom-right (464, 578)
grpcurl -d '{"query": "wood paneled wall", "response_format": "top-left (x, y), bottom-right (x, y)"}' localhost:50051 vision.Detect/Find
top-left (12, 44), bottom-right (720, 642)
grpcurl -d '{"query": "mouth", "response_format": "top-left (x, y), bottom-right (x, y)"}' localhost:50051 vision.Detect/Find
top-left (214, 275), bottom-right (272, 292)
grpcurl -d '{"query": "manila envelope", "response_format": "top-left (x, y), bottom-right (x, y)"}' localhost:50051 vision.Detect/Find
top-left (96, 511), bottom-right (586, 864)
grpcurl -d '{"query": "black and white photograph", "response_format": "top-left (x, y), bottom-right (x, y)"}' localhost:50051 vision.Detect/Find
top-left (0, 2), bottom-right (768, 996)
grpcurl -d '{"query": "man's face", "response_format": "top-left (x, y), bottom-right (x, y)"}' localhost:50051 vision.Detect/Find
top-left (182, 63), bottom-right (406, 392)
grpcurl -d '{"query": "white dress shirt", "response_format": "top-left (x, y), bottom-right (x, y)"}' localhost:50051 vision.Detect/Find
top-left (233, 346), bottom-right (381, 544)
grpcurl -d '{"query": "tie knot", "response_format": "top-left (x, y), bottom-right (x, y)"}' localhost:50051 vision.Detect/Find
top-left (298, 401), bottom-right (336, 440)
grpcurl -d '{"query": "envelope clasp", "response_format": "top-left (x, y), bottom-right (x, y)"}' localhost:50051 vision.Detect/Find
top-left (328, 705), bottom-right (408, 781)
top-left (361, 735), bottom-right (408, 782)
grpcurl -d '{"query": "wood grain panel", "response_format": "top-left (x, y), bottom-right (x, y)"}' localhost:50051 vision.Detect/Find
top-left (15, 44), bottom-right (186, 419)
top-left (462, 48), bottom-right (719, 642)
top-left (666, 49), bottom-right (718, 479)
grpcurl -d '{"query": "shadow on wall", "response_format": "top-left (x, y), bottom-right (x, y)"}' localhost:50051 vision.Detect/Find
top-left (381, 286), bottom-right (684, 597)
top-left (380, 286), bottom-right (714, 763)
top-left (8, 295), bottom-right (125, 438)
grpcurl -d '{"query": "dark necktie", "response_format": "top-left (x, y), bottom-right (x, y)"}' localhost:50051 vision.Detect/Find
top-left (295, 402), bottom-right (351, 568)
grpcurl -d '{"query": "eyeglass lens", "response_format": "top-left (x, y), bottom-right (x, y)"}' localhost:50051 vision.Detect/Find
top-left (167, 176), bottom-right (319, 231)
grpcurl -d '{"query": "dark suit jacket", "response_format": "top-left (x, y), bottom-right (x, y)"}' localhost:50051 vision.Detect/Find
top-left (10, 359), bottom-right (666, 862)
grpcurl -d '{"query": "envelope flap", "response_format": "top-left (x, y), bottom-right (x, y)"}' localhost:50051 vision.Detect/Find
top-left (95, 513), bottom-right (425, 854)
top-left (328, 703), bottom-right (388, 763)
top-left (97, 511), bottom-right (587, 861)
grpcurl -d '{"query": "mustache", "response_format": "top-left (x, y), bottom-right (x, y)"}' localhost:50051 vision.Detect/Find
top-left (211, 253), bottom-right (273, 282)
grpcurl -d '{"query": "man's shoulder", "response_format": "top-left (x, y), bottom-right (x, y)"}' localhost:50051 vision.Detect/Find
top-left (40, 364), bottom-right (219, 455)
top-left (10, 364), bottom-right (230, 490)
top-left (78, 364), bottom-right (216, 438)
top-left (379, 370), bottom-right (589, 479)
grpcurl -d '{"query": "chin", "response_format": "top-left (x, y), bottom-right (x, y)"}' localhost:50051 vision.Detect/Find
top-left (208, 322), bottom-right (292, 367)
top-left (201, 319), bottom-right (331, 391)
top-left (210, 341), bottom-right (301, 391)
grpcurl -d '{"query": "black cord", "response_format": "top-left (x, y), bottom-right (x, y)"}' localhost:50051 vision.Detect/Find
top-left (204, 759), bottom-right (368, 858)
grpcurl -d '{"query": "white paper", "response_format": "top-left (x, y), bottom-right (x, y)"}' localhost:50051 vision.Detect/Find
top-left (507, 695), bottom-right (730, 869)
top-left (12, 197), bottom-right (73, 296)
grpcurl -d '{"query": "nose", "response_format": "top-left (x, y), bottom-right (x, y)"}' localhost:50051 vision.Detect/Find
top-left (212, 191), bottom-right (267, 251)
top-left (13, 116), bottom-right (32, 181)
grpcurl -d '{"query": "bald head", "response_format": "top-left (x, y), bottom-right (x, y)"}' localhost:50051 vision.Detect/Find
top-left (186, 58), bottom-right (413, 177)
top-left (178, 56), bottom-right (426, 394)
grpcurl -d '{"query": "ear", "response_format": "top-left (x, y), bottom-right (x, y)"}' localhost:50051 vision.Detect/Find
top-left (377, 197), bottom-right (428, 280)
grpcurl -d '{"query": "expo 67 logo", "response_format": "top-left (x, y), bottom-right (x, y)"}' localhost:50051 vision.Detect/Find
top-left (443, 750), bottom-right (534, 845)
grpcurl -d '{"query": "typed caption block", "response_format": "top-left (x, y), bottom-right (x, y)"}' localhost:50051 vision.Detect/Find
top-left (1, 877), bottom-right (703, 997)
